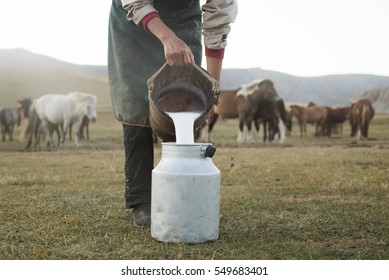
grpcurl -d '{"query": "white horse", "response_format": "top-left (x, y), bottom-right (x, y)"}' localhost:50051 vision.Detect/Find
top-left (25, 92), bottom-right (97, 148)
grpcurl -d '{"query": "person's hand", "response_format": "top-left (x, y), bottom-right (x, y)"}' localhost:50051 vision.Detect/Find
top-left (161, 34), bottom-right (194, 66)
top-left (146, 16), bottom-right (194, 66)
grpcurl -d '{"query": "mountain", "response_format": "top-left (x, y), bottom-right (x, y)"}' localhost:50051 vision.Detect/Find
top-left (1, 48), bottom-right (389, 112)
top-left (0, 49), bottom-right (111, 111)
top-left (220, 68), bottom-right (389, 108)
top-left (0, 48), bottom-right (107, 75)
top-left (360, 87), bottom-right (389, 114)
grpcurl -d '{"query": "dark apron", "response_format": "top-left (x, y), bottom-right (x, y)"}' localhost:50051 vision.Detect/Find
top-left (108, 0), bottom-right (202, 126)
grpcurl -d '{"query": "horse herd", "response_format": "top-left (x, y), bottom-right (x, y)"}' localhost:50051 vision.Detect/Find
top-left (203, 78), bottom-right (375, 143)
top-left (1, 78), bottom-right (375, 148)
top-left (0, 92), bottom-right (97, 148)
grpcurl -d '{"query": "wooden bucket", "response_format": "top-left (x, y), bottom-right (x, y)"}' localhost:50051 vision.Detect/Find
top-left (147, 63), bottom-right (220, 142)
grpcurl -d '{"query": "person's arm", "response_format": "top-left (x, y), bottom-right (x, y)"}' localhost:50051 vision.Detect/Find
top-left (202, 0), bottom-right (238, 81)
top-left (121, 0), bottom-right (194, 66)
top-left (206, 56), bottom-right (223, 82)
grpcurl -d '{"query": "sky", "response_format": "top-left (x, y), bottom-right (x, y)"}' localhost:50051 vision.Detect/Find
top-left (1, 0), bottom-right (388, 77)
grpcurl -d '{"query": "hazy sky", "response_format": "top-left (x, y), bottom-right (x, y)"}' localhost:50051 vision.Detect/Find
top-left (1, 0), bottom-right (388, 77)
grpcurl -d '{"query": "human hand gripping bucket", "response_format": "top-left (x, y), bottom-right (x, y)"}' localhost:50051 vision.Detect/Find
top-left (147, 62), bottom-right (220, 142)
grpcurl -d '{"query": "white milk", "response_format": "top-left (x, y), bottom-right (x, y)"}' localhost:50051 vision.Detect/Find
top-left (166, 111), bottom-right (203, 144)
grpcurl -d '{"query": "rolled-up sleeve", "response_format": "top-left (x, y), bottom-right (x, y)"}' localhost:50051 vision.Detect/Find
top-left (121, 0), bottom-right (157, 25)
top-left (202, 0), bottom-right (238, 50)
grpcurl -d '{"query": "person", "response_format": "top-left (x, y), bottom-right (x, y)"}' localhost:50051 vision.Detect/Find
top-left (108, 0), bottom-right (238, 227)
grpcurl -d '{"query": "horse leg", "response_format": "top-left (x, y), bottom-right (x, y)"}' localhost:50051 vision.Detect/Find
top-left (1, 125), bottom-right (5, 141)
top-left (33, 121), bottom-right (45, 148)
top-left (363, 118), bottom-right (370, 139)
top-left (47, 123), bottom-right (57, 147)
top-left (80, 124), bottom-right (85, 140)
top-left (60, 120), bottom-right (70, 147)
top-left (302, 121), bottom-right (307, 138)
top-left (56, 125), bottom-right (61, 146)
top-left (361, 107), bottom-right (369, 139)
top-left (269, 119), bottom-right (276, 142)
top-left (299, 121), bottom-right (304, 138)
top-left (254, 119), bottom-right (263, 143)
top-left (9, 124), bottom-right (14, 141)
top-left (69, 123), bottom-right (73, 140)
top-left (263, 121), bottom-right (268, 142)
top-left (204, 113), bottom-right (218, 143)
top-left (278, 118), bottom-right (286, 143)
top-left (74, 119), bottom-right (83, 147)
top-left (237, 119), bottom-right (245, 143)
top-left (356, 122), bottom-right (362, 140)
top-left (86, 121), bottom-right (89, 140)
top-left (246, 120), bottom-right (254, 143)
top-left (45, 121), bottom-right (55, 148)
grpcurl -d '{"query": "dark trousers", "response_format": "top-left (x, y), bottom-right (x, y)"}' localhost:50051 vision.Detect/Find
top-left (123, 124), bottom-right (154, 209)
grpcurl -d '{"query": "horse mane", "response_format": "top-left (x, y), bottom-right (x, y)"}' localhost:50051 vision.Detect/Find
top-left (237, 79), bottom-right (273, 97)
top-left (68, 91), bottom-right (96, 101)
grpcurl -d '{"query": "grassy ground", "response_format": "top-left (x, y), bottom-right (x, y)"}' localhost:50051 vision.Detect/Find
top-left (0, 113), bottom-right (388, 259)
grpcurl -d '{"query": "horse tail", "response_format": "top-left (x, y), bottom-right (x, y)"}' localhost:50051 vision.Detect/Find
top-left (361, 103), bottom-right (371, 138)
top-left (277, 99), bottom-right (288, 123)
top-left (24, 102), bottom-right (38, 147)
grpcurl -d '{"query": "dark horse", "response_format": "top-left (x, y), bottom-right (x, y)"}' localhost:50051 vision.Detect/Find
top-left (18, 98), bottom-right (32, 120)
top-left (0, 107), bottom-right (21, 141)
top-left (204, 79), bottom-right (286, 143)
top-left (349, 99), bottom-right (375, 139)
top-left (324, 106), bottom-right (350, 136)
top-left (254, 98), bottom-right (291, 142)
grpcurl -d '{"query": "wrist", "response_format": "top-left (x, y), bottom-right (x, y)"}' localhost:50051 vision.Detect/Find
top-left (205, 48), bottom-right (225, 59)
top-left (141, 12), bottom-right (160, 31)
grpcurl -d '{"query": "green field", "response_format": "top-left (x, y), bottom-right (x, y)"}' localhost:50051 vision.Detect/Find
top-left (0, 111), bottom-right (388, 259)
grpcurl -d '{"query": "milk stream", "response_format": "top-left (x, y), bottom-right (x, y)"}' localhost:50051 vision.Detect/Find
top-left (166, 111), bottom-right (204, 144)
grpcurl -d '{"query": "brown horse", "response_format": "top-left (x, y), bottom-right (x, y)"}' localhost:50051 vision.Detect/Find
top-left (289, 104), bottom-right (328, 138)
top-left (18, 98), bottom-right (32, 120)
top-left (324, 106), bottom-right (350, 136)
top-left (236, 79), bottom-right (281, 143)
top-left (204, 79), bottom-right (282, 143)
top-left (201, 89), bottom-right (238, 142)
top-left (349, 99), bottom-right (375, 139)
top-left (253, 98), bottom-right (290, 142)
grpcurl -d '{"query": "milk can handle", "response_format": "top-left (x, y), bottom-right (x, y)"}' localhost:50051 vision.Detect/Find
top-left (201, 146), bottom-right (216, 158)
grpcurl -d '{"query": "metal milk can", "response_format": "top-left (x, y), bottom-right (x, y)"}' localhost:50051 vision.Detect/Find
top-left (151, 143), bottom-right (221, 243)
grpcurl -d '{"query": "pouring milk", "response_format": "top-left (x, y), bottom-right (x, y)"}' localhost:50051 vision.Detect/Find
top-left (166, 111), bottom-right (204, 144)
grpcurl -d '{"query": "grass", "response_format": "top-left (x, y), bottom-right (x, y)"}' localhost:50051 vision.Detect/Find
top-left (0, 112), bottom-right (389, 259)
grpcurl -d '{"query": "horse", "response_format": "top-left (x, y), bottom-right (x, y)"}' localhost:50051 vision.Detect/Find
top-left (25, 92), bottom-right (97, 148)
top-left (0, 107), bottom-right (21, 141)
top-left (349, 99), bottom-right (375, 139)
top-left (18, 98), bottom-right (32, 120)
top-left (253, 98), bottom-right (289, 143)
top-left (236, 79), bottom-right (281, 143)
top-left (254, 99), bottom-right (292, 143)
top-left (324, 106), bottom-right (350, 136)
top-left (204, 79), bottom-right (284, 143)
top-left (289, 104), bottom-right (327, 138)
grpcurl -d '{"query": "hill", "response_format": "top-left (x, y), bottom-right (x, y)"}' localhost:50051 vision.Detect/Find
top-left (220, 69), bottom-right (389, 108)
top-left (1, 48), bottom-right (389, 112)
top-left (0, 49), bottom-right (111, 111)
top-left (0, 48), bottom-right (107, 75)
top-left (360, 87), bottom-right (389, 114)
